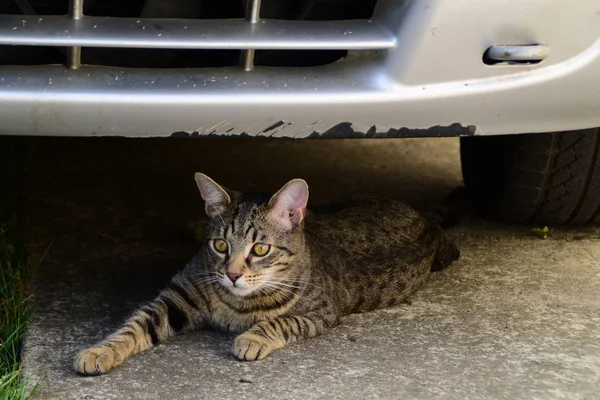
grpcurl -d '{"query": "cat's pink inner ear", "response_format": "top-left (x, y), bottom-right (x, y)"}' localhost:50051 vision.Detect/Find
top-left (194, 173), bottom-right (231, 217)
top-left (268, 179), bottom-right (309, 230)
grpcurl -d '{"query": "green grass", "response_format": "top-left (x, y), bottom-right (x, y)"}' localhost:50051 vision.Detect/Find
top-left (0, 137), bottom-right (36, 399)
top-left (0, 226), bottom-right (36, 400)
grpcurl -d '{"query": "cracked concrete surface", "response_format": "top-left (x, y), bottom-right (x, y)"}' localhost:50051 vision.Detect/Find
top-left (20, 137), bottom-right (600, 399)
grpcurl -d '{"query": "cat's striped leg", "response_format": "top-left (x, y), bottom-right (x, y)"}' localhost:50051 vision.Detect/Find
top-left (232, 311), bottom-right (340, 361)
top-left (74, 273), bottom-right (209, 375)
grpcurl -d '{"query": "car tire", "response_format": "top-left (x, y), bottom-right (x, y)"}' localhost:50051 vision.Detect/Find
top-left (460, 128), bottom-right (600, 225)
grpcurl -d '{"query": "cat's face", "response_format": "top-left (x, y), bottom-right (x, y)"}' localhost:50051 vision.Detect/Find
top-left (195, 174), bottom-right (309, 297)
top-left (204, 202), bottom-right (300, 296)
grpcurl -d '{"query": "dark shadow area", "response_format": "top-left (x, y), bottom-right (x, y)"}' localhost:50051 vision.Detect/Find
top-left (22, 135), bottom-right (461, 333)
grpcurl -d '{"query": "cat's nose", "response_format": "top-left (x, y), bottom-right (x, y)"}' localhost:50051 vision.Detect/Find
top-left (226, 272), bottom-right (242, 283)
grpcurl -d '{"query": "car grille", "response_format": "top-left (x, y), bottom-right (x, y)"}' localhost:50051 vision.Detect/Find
top-left (0, 0), bottom-right (394, 70)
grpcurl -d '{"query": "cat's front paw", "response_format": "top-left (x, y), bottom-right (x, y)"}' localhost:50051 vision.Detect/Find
top-left (73, 346), bottom-right (118, 376)
top-left (232, 334), bottom-right (273, 361)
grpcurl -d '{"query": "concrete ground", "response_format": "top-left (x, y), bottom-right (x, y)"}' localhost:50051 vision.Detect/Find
top-left (21, 137), bottom-right (600, 400)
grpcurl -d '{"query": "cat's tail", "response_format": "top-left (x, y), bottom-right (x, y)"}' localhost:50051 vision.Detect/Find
top-left (425, 186), bottom-right (469, 229)
top-left (431, 233), bottom-right (460, 272)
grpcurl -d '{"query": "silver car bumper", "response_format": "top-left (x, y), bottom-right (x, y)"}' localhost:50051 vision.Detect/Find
top-left (1, 0), bottom-right (599, 137)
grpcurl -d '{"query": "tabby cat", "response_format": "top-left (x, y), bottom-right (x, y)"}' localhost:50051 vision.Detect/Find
top-left (74, 173), bottom-right (459, 375)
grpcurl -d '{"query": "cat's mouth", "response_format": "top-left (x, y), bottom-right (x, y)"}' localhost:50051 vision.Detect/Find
top-left (227, 285), bottom-right (258, 296)
top-left (219, 271), bottom-right (300, 298)
top-left (219, 273), bottom-right (261, 297)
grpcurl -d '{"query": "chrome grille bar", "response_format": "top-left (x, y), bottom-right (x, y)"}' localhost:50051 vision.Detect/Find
top-left (0, 15), bottom-right (396, 50)
top-left (66, 0), bottom-right (83, 69)
top-left (240, 0), bottom-right (262, 71)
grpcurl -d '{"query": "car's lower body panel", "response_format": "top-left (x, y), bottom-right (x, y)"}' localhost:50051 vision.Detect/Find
top-left (1, 41), bottom-right (600, 137)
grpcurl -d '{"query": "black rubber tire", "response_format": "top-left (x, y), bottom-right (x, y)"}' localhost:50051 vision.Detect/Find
top-left (460, 128), bottom-right (600, 225)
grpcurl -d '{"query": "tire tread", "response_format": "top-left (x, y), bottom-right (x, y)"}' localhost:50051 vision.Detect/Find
top-left (461, 128), bottom-right (600, 225)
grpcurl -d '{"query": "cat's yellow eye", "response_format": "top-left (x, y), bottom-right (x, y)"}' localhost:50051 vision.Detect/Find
top-left (252, 243), bottom-right (271, 257)
top-left (213, 239), bottom-right (228, 253)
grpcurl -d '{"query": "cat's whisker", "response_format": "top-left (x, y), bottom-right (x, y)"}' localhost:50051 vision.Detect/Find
top-left (192, 281), bottom-right (218, 288)
top-left (266, 281), bottom-right (303, 290)
top-left (194, 275), bottom-right (219, 281)
top-left (267, 276), bottom-right (316, 282)
top-left (192, 276), bottom-right (220, 286)
top-left (274, 281), bottom-right (322, 290)
top-left (261, 281), bottom-right (293, 292)
top-left (211, 207), bottom-right (227, 227)
top-left (261, 282), bottom-right (300, 298)
top-left (268, 277), bottom-right (314, 284)
top-left (193, 276), bottom-right (219, 282)
top-left (190, 276), bottom-right (219, 284)
top-left (191, 271), bottom-right (219, 277)
top-left (194, 276), bottom-right (218, 282)
top-left (261, 283), bottom-right (294, 301)
top-left (192, 272), bottom-right (219, 279)
top-left (192, 276), bottom-right (219, 283)
top-left (257, 286), bottom-right (270, 296)
top-left (265, 278), bottom-right (320, 289)
top-left (262, 279), bottom-right (298, 288)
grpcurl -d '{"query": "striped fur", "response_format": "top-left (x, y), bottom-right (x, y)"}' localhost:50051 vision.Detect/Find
top-left (74, 175), bottom-right (459, 375)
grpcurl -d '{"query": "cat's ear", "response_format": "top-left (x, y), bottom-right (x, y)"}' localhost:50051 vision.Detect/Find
top-left (267, 179), bottom-right (309, 230)
top-left (194, 173), bottom-right (231, 218)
